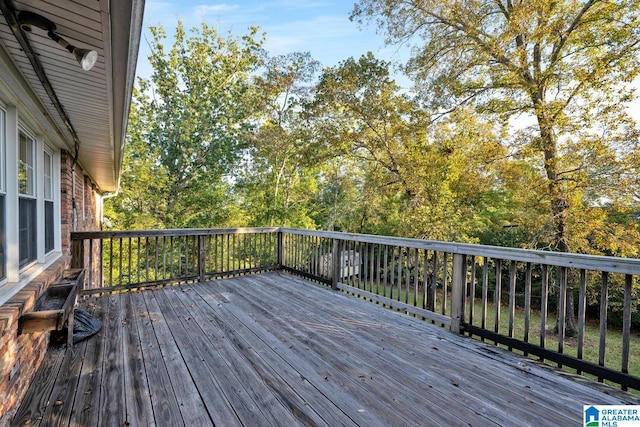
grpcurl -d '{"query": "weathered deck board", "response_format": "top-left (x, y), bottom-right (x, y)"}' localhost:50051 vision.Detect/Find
top-left (99, 294), bottom-right (126, 426)
top-left (69, 297), bottom-right (105, 426)
top-left (10, 345), bottom-right (65, 426)
top-left (228, 275), bottom-right (576, 424)
top-left (121, 292), bottom-right (154, 426)
top-left (163, 286), bottom-right (303, 427)
top-left (130, 291), bottom-right (184, 427)
top-left (171, 285), bottom-right (335, 427)
top-left (196, 279), bottom-right (468, 426)
top-left (13, 272), bottom-right (640, 426)
top-left (207, 276), bottom-right (544, 425)
top-left (141, 290), bottom-right (215, 425)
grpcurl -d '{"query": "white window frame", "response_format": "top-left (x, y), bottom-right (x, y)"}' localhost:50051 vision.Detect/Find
top-left (0, 106), bottom-right (62, 305)
top-left (18, 128), bottom-right (37, 268)
top-left (43, 149), bottom-right (55, 254)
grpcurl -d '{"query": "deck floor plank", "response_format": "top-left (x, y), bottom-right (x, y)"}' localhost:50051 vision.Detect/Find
top-left (10, 344), bottom-right (65, 427)
top-left (193, 282), bottom-right (376, 426)
top-left (121, 292), bottom-right (155, 426)
top-left (130, 292), bottom-right (184, 427)
top-left (14, 272), bottom-right (640, 426)
top-left (71, 297), bottom-right (107, 426)
top-left (235, 275), bottom-right (575, 424)
top-left (42, 334), bottom-right (91, 426)
top-left (141, 290), bottom-right (215, 426)
top-left (98, 294), bottom-right (127, 426)
top-left (216, 276), bottom-right (520, 426)
top-left (167, 286), bottom-right (306, 427)
top-left (207, 277), bottom-right (481, 426)
top-left (153, 287), bottom-right (251, 426)
top-left (278, 275), bottom-right (627, 410)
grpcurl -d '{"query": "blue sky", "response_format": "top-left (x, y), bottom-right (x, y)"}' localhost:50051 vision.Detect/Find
top-left (137, 0), bottom-right (408, 80)
top-left (138, 1), bottom-right (639, 121)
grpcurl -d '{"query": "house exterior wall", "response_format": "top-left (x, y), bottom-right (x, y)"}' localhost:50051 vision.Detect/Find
top-left (61, 150), bottom-right (103, 289)
top-left (0, 155), bottom-right (101, 425)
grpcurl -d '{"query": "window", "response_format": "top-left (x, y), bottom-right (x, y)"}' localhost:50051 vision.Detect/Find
top-left (0, 108), bottom-right (5, 280)
top-left (0, 107), bottom-right (63, 305)
top-left (44, 150), bottom-right (54, 253)
top-left (0, 107), bottom-right (62, 305)
top-left (18, 131), bottom-right (36, 267)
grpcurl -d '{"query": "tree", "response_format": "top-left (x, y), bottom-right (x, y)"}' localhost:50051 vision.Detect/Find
top-left (238, 52), bottom-right (322, 228)
top-left (103, 88), bottom-right (170, 230)
top-left (132, 21), bottom-right (265, 227)
top-left (307, 53), bottom-right (508, 240)
top-left (352, 0), bottom-right (640, 335)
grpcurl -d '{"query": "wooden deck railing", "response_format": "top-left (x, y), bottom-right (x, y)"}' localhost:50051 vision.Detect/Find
top-left (72, 227), bottom-right (640, 391)
top-left (71, 228), bottom-right (279, 293)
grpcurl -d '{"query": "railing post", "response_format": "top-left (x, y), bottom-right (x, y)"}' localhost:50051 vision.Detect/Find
top-left (277, 231), bottom-right (284, 269)
top-left (198, 235), bottom-right (206, 282)
top-left (331, 239), bottom-right (341, 290)
top-left (71, 236), bottom-right (84, 269)
top-left (450, 254), bottom-right (466, 334)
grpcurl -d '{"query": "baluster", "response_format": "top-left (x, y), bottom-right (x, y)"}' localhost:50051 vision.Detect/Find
top-left (413, 248), bottom-right (419, 308)
top-left (494, 259), bottom-right (502, 340)
top-left (598, 271), bottom-right (609, 382)
top-left (508, 261), bottom-right (517, 348)
top-left (481, 258), bottom-right (488, 341)
top-left (468, 256), bottom-right (477, 329)
top-left (523, 262), bottom-right (532, 352)
top-left (576, 269), bottom-right (587, 372)
top-left (540, 264), bottom-right (548, 356)
top-left (621, 274), bottom-right (633, 390)
top-left (441, 253), bottom-right (448, 318)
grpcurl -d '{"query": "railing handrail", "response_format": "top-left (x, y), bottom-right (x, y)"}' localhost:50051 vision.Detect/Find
top-left (71, 227), bottom-right (280, 240)
top-left (280, 228), bottom-right (640, 275)
top-left (74, 227), bottom-right (640, 275)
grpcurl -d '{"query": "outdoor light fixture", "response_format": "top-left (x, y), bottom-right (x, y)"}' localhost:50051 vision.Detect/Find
top-left (17, 10), bottom-right (98, 71)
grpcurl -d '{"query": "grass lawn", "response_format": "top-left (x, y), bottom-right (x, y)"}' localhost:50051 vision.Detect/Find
top-left (466, 297), bottom-right (640, 382)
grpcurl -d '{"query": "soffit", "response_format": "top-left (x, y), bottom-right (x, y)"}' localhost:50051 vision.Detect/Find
top-left (0, 0), bottom-right (144, 192)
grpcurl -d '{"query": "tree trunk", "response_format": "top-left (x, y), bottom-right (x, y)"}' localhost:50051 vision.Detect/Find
top-left (535, 99), bottom-right (578, 337)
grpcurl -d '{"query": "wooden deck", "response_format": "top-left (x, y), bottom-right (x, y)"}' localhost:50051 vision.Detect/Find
top-left (13, 272), bottom-right (640, 426)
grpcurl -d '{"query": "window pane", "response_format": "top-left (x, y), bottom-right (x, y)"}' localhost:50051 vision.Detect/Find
top-left (19, 197), bottom-right (37, 267)
top-left (18, 132), bottom-right (35, 196)
top-left (45, 200), bottom-right (54, 253)
top-left (44, 151), bottom-right (53, 200)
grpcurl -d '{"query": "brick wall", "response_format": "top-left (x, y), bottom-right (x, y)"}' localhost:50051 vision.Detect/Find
top-left (0, 153), bottom-right (101, 425)
top-left (0, 257), bottom-right (68, 425)
top-left (61, 151), bottom-right (102, 287)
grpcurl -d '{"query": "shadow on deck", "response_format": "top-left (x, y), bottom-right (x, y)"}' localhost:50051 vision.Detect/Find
top-left (13, 272), bottom-right (640, 426)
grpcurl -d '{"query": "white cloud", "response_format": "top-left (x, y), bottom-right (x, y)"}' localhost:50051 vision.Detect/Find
top-left (196, 4), bottom-right (239, 13)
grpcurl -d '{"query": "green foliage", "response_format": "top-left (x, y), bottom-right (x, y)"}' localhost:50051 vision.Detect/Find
top-left (306, 55), bottom-right (511, 241)
top-left (110, 13), bottom-right (639, 265)
top-left (107, 21), bottom-right (266, 229)
top-left (352, 0), bottom-right (640, 252)
top-left (352, 0), bottom-right (640, 334)
top-left (104, 88), bottom-right (169, 229)
top-left (236, 52), bottom-right (322, 228)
